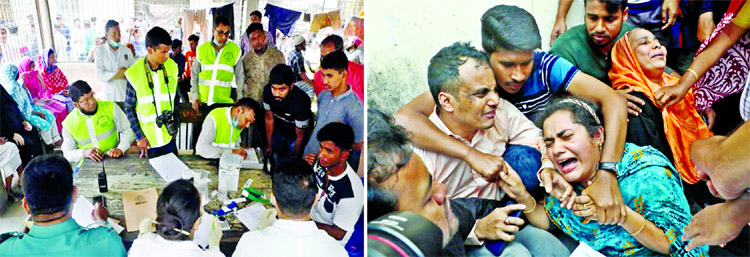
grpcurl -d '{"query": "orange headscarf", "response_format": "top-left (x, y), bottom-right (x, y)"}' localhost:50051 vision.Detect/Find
top-left (609, 31), bottom-right (713, 184)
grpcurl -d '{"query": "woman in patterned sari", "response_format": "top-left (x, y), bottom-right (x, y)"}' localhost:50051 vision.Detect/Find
top-left (495, 97), bottom-right (708, 256)
top-left (19, 56), bottom-right (67, 134)
top-left (37, 48), bottom-right (73, 112)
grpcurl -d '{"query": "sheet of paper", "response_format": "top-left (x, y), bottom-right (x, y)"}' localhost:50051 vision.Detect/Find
top-left (148, 153), bottom-right (191, 183)
top-left (108, 218), bottom-right (125, 234)
top-left (241, 148), bottom-right (264, 169)
top-left (72, 195), bottom-right (96, 227)
top-left (235, 203), bottom-right (266, 231)
top-left (219, 153), bottom-right (242, 192)
top-left (121, 187), bottom-right (159, 232)
top-left (570, 241), bottom-right (606, 257)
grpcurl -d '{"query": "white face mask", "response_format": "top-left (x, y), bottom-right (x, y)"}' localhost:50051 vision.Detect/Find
top-left (213, 39), bottom-right (224, 47)
top-left (108, 39), bottom-right (120, 48)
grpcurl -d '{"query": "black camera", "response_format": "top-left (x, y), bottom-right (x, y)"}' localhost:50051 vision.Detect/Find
top-left (368, 211), bottom-right (443, 257)
top-left (155, 111), bottom-right (178, 135)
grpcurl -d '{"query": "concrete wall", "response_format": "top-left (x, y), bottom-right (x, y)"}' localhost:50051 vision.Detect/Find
top-left (367, 0), bottom-right (585, 114)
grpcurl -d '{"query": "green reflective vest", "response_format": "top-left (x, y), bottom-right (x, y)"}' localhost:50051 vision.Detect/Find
top-left (125, 57), bottom-right (178, 148)
top-left (62, 101), bottom-right (119, 151)
top-left (197, 41), bottom-right (241, 105)
top-left (207, 107), bottom-right (242, 148)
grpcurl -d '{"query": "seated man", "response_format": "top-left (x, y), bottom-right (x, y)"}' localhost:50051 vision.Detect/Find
top-left (61, 80), bottom-right (135, 162)
top-left (395, 4), bottom-right (629, 225)
top-left (0, 138), bottom-right (22, 213)
top-left (0, 155), bottom-right (126, 256)
top-left (196, 98), bottom-right (260, 160)
top-left (304, 123), bottom-right (363, 245)
top-left (233, 158), bottom-right (347, 257)
top-left (304, 51), bottom-right (363, 169)
top-left (367, 109), bottom-right (568, 257)
top-left (415, 42), bottom-right (553, 201)
top-left (263, 64), bottom-right (312, 162)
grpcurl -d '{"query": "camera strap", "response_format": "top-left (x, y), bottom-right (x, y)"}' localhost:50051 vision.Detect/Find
top-left (144, 59), bottom-right (173, 125)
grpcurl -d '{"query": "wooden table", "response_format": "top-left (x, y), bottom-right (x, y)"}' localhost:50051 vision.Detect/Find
top-left (72, 154), bottom-right (272, 249)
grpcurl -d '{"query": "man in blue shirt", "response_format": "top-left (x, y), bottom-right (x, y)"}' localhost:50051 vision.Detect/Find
top-left (304, 52), bottom-right (363, 169)
top-left (0, 155), bottom-right (126, 256)
top-left (395, 5), bottom-right (630, 225)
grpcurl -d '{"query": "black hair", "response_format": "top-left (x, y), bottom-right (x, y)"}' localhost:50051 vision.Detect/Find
top-left (70, 80), bottom-right (92, 102)
top-left (105, 20), bottom-right (119, 34)
top-left (427, 42), bottom-right (489, 106)
top-left (584, 0), bottom-right (628, 14)
top-left (250, 10), bottom-right (263, 20)
top-left (268, 64), bottom-right (295, 87)
top-left (235, 98), bottom-right (262, 123)
top-left (271, 158), bottom-right (317, 216)
top-left (246, 23), bottom-right (264, 35)
top-left (214, 16), bottom-right (231, 27)
top-left (187, 34), bottom-right (199, 42)
top-left (534, 97), bottom-right (603, 137)
top-left (146, 26), bottom-right (172, 48)
top-left (171, 39), bottom-right (182, 50)
top-left (320, 51), bottom-right (348, 72)
top-left (22, 155), bottom-right (74, 216)
top-left (481, 5), bottom-right (541, 53)
top-left (317, 122), bottom-right (354, 151)
top-left (321, 35), bottom-right (344, 52)
top-left (156, 179), bottom-right (201, 241)
top-left (367, 183), bottom-right (398, 222)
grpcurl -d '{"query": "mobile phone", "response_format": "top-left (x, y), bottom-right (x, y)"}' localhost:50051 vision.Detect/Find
top-left (93, 195), bottom-right (106, 208)
top-left (485, 200), bottom-right (523, 255)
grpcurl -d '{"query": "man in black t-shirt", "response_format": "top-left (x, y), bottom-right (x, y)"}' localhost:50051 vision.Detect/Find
top-left (263, 64), bottom-right (312, 162)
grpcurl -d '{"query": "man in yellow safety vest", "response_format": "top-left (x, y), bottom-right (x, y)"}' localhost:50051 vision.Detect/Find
top-left (124, 27), bottom-right (180, 158)
top-left (195, 98), bottom-right (260, 160)
top-left (61, 80), bottom-right (134, 162)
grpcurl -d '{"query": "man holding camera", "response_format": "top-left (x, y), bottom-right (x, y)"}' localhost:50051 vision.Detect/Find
top-left (61, 80), bottom-right (134, 162)
top-left (125, 27), bottom-right (180, 158)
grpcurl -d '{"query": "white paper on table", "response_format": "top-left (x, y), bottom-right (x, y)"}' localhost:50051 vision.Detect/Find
top-left (235, 203), bottom-right (266, 231)
top-left (148, 153), bottom-right (191, 183)
top-left (71, 195), bottom-right (126, 234)
top-left (570, 241), bottom-right (606, 257)
top-left (241, 148), bottom-right (264, 169)
top-left (219, 153), bottom-right (242, 192)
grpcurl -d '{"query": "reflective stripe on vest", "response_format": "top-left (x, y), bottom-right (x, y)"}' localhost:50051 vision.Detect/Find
top-left (197, 41), bottom-right (240, 105)
top-left (208, 107), bottom-right (242, 148)
top-left (125, 57), bottom-right (178, 148)
top-left (62, 101), bottom-right (119, 151)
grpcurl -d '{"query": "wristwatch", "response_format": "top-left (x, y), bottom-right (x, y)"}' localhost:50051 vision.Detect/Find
top-left (596, 162), bottom-right (619, 175)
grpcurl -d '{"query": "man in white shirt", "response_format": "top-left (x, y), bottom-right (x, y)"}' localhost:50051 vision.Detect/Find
top-left (233, 158), bottom-right (347, 257)
top-left (303, 123), bottom-right (363, 246)
top-left (95, 20), bottom-right (136, 104)
top-left (61, 80), bottom-right (134, 162)
top-left (195, 98), bottom-right (259, 159)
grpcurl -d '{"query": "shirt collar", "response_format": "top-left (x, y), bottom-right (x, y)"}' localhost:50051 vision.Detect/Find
top-left (428, 107), bottom-right (486, 147)
top-left (273, 219), bottom-right (319, 233)
top-left (29, 218), bottom-right (80, 239)
top-left (331, 87), bottom-right (353, 101)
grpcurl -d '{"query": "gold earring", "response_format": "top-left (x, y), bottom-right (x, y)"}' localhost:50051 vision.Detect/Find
top-left (598, 143), bottom-right (603, 151)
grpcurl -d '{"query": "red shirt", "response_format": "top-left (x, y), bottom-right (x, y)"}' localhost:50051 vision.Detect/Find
top-left (184, 50), bottom-right (196, 78)
top-left (313, 61), bottom-right (364, 104)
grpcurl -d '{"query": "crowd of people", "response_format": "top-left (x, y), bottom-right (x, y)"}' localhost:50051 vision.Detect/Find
top-left (369, 0), bottom-right (749, 256)
top-left (0, 9), bottom-right (364, 256)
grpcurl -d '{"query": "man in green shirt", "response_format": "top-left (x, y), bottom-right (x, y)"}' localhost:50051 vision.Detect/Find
top-left (549, 0), bottom-right (674, 163)
top-left (0, 155), bottom-right (126, 256)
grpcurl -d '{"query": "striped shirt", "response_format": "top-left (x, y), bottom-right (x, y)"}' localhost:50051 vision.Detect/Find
top-left (497, 51), bottom-right (579, 122)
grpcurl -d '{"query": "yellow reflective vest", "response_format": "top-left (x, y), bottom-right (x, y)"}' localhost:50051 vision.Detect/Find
top-left (207, 107), bottom-right (242, 148)
top-left (197, 41), bottom-right (241, 105)
top-left (125, 57), bottom-right (179, 148)
top-left (62, 101), bottom-right (119, 151)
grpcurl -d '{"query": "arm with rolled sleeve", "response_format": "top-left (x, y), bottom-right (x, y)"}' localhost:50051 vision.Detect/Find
top-left (61, 127), bottom-right (84, 162)
top-left (190, 60), bottom-right (202, 101)
top-left (113, 104), bottom-right (134, 152)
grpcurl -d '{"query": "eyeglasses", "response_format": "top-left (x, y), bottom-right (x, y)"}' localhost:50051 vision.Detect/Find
top-left (216, 30), bottom-right (231, 36)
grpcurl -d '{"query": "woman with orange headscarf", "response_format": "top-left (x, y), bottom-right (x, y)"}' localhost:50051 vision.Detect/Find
top-left (609, 29), bottom-right (712, 184)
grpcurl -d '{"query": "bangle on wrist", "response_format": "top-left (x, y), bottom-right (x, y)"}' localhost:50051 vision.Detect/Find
top-left (523, 195), bottom-right (537, 214)
top-left (630, 217), bottom-right (647, 237)
top-left (685, 68), bottom-right (699, 80)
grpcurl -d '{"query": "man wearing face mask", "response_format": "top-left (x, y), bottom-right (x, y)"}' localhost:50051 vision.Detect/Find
top-left (190, 16), bottom-right (244, 113)
top-left (195, 98), bottom-right (260, 160)
top-left (95, 20), bottom-right (136, 105)
top-left (61, 80), bottom-right (134, 162)
top-left (125, 27), bottom-right (180, 159)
